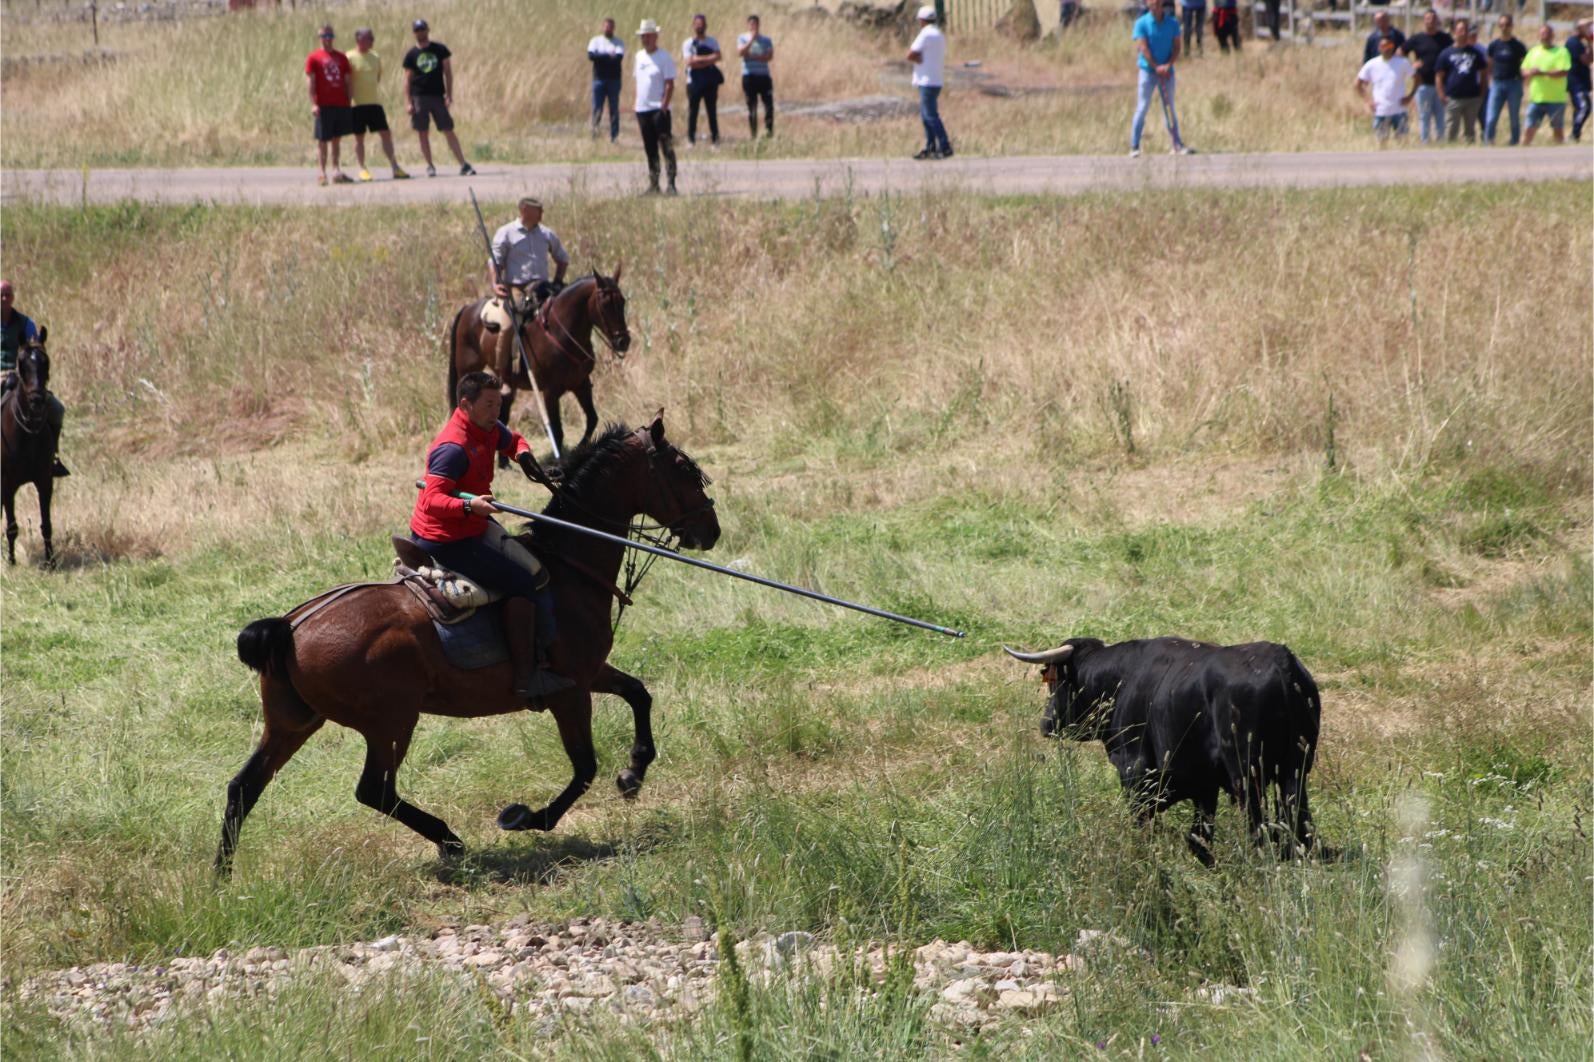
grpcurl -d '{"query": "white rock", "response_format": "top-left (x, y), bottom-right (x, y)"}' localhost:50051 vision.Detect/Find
top-left (371, 935), bottom-right (401, 953)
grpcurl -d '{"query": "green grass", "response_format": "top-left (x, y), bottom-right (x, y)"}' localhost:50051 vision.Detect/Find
top-left (0, 184), bottom-right (1589, 1056)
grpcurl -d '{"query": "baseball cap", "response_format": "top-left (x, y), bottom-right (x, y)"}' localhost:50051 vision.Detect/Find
top-left (917, 4), bottom-right (937, 20)
top-left (412, 18), bottom-right (429, 31)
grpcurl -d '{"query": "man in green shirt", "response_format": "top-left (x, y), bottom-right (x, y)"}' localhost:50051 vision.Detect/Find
top-left (348, 28), bottom-right (410, 181)
top-left (1522, 24), bottom-right (1571, 145)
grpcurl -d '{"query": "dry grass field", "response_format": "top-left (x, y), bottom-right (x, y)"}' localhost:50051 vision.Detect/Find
top-left (0, 181), bottom-right (1589, 1056)
top-left (0, 0), bottom-right (1532, 168)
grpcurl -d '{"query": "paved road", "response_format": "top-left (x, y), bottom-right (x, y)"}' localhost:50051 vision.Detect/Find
top-left (4, 148), bottom-right (1588, 205)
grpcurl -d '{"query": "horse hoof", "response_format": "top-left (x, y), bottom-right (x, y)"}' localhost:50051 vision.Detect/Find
top-left (616, 771), bottom-right (643, 800)
top-left (498, 804), bottom-right (550, 831)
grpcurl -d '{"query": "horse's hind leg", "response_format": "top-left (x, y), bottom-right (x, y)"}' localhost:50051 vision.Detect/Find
top-left (499, 691), bottom-right (595, 832)
top-left (591, 664), bottom-right (654, 799)
top-left (354, 718), bottom-right (465, 860)
top-left (575, 382), bottom-right (599, 448)
top-left (215, 675), bottom-right (325, 876)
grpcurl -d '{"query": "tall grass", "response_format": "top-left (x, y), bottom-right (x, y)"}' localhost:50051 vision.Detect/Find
top-left (0, 0), bottom-right (1543, 167)
top-left (0, 185), bottom-right (1588, 1055)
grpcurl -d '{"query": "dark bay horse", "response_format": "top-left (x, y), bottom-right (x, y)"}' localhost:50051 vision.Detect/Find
top-left (2, 333), bottom-right (58, 567)
top-left (446, 270), bottom-right (632, 457)
top-left (217, 415), bottom-right (718, 874)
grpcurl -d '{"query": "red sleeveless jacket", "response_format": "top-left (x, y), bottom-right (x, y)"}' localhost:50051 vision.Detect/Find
top-left (410, 408), bottom-right (531, 542)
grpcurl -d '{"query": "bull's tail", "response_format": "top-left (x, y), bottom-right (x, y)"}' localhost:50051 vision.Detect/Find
top-left (1284, 650), bottom-right (1322, 767)
top-left (445, 304), bottom-right (468, 412)
top-left (237, 618), bottom-right (294, 680)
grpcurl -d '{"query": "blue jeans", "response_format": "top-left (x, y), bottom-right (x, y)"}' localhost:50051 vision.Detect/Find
top-left (918, 85), bottom-right (951, 153)
top-left (1131, 68), bottom-right (1176, 150)
top-left (1414, 85), bottom-right (1445, 142)
top-left (1372, 112), bottom-right (1410, 140)
top-left (591, 78), bottom-right (622, 140)
top-left (1484, 78), bottom-right (1522, 144)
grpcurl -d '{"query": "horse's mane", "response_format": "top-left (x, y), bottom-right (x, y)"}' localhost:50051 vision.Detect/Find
top-left (549, 422), bottom-right (635, 504)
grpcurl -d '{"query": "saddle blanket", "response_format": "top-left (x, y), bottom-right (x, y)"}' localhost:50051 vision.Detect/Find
top-left (432, 601), bottom-right (510, 671)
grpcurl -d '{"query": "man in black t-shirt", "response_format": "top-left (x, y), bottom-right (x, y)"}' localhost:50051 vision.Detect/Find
top-left (1402, 10), bottom-right (1453, 143)
top-left (1436, 21), bottom-right (1488, 142)
top-left (1484, 14), bottom-right (1528, 144)
top-left (402, 19), bottom-right (476, 177)
top-left (1364, 11), bottom-right (1406, 62)
top-left (1568, 19), bottom-right (1591, 142)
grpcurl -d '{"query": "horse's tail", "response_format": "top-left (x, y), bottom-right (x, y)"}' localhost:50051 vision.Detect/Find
top-left (445, 303), bottom-right (467, 412)
top-left (237, 618), bottom-right (294, 680)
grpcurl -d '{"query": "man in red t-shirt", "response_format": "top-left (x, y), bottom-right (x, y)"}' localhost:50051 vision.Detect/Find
top-left (305, 24), bottom-right (354, 185)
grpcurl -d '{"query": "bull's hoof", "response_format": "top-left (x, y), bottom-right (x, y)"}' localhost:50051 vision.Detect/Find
top-left (616, 770), bottom-right (643, 800)
top-left (497, 803), bottom-right (551, 832)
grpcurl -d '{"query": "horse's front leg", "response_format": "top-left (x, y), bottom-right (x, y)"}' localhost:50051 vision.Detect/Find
top-left (498, 690), bottom-right (595, 832)
top-left (575, 383), bottom-right (599, 449)
top-left (36, 476), bottom-right (54, 568)
top-left (591, 664), bottom-right (655, 799)
top-left (3, 484), bottom-right (18, 565)
top-left (498, 384), bottom-right (518, 470)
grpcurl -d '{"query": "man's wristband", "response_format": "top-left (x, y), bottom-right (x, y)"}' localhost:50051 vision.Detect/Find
top-left (462, 498), bottom-right (473, 516)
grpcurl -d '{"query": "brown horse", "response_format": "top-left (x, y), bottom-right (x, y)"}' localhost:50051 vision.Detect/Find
top-left (2, 333), bottom-right (59, 567)
top-left (217, 415), bottom-right (718, 874)
top-left (446, 270), bottom-right (632, 458)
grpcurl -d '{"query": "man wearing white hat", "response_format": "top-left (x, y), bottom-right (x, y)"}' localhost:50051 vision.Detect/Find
top-left (907, 5), bottom-right (952, 159)
top-left (633, 18), bottom-right (680, 195)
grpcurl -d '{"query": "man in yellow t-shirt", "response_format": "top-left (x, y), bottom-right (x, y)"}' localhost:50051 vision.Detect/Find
top-left (1522, 23), bottom-right (1572, 145)
top-left (349, 28), bottom-right (410, 180)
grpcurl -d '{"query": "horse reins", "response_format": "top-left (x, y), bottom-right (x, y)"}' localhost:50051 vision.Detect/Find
top-left (537, 277), bottom-right (628, 370)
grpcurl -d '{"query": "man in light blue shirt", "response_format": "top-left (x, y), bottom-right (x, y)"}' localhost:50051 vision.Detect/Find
top-left (1131, 0), bottom-right (1187, 156)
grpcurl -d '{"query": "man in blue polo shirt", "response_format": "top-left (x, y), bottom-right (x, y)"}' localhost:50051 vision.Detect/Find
top-left (1131, 0), bottom-right (1185, 157)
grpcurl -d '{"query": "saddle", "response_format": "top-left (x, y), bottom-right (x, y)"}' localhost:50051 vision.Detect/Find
top-left (392, 536), bottom-right (503, 625)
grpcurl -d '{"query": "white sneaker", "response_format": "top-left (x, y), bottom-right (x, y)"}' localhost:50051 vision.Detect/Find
top-left (1129, 148), bottom-right (1142, 158)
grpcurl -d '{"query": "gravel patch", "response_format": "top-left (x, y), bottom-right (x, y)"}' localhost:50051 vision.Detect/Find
top-left (16, 917), bottom-right (1097, 1036)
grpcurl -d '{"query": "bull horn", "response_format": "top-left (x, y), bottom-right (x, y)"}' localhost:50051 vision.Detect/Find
top-left (1002, 643), bottom-right (1074, 665)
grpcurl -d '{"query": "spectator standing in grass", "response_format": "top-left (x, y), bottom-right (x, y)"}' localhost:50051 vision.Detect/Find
top-left (348, 29), bottom-right (409, 181)
top-left (1484, 14), bottom-right (1527, 144)
top-left (908, 6), bottom-right (953, 159)
top-left (1365, 11), bottom-right (1406, 62)
top-left (1356, 33), bottom-right (1415, 146)
top-left (1402, 10), bottom-right (1453, 143)
top-left (1436, 21), bottom-right (1488, 143)
top-left (682, 14), bottom-right (724, 148)
top-left (1211, 0), bottom-right (1241, 54)
top-left (403, 19), bottom-right (476, 177)
top-left (1180, 0), bottom-right (1205, 57)
top-left (305, 24), bottom-right (354, 186)
top-left (1260, 0), bottom-right (1281, 43)
top-left (1130, 0), bottom-right (1182, 157)
top-left (737, 15), bottom-right (776, 139)
top-left (633, 19), bottom-right (679, 195)
top-left (1521, 24), bottom-right (1571, 145)
top-left (1567, 19), bottom-right (1591, 141)
top-left (588, 17), bottom-right (626, 143)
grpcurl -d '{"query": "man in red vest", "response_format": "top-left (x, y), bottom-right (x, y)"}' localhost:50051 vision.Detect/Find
top-left (411, 371), bottom-right (571, 700)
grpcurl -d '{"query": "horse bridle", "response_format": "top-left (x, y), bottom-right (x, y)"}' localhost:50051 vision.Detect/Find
top-left (7, 346), bottom-right (49, 435)
top-left (541, 277), bottom-right (629, 366)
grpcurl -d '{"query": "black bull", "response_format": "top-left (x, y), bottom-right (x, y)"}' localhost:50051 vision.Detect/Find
top-left (1006, 636), bottom-right (1320, 864)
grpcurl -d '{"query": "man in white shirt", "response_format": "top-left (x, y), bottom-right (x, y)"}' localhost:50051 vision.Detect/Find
top-left (483, 197), bottom-right (571, 382)
top-left (633, 19), bottom-right (679, 195)
top-left (907, 6), bottom-right (952, 159)
top-left (587, 17), bottom-right (625, 143)
top-left (1356, 33), bottom-right (1416, 145)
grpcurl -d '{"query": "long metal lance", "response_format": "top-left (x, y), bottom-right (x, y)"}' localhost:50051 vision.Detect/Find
top-left (426, 486), bottom-right (965, 639)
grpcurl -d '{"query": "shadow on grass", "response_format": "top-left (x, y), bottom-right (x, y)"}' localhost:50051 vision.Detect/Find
top-left (439, 834), bottom-right (628, 887)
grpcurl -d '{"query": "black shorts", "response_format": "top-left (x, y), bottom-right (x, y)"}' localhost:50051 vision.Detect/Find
top-left (314, 105), bottom-right (353, 141)
top-left (410, 94), bottom-right (454, 133)
top-left (352, 104), bottom-right (390, 135)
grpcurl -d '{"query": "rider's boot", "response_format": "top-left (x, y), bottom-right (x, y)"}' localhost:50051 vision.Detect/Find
top-left (503, 596), bottom-right (573, 705)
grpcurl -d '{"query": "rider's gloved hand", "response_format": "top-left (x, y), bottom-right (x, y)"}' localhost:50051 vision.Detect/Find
top-left (518, 451), bottom-right (549, 486)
